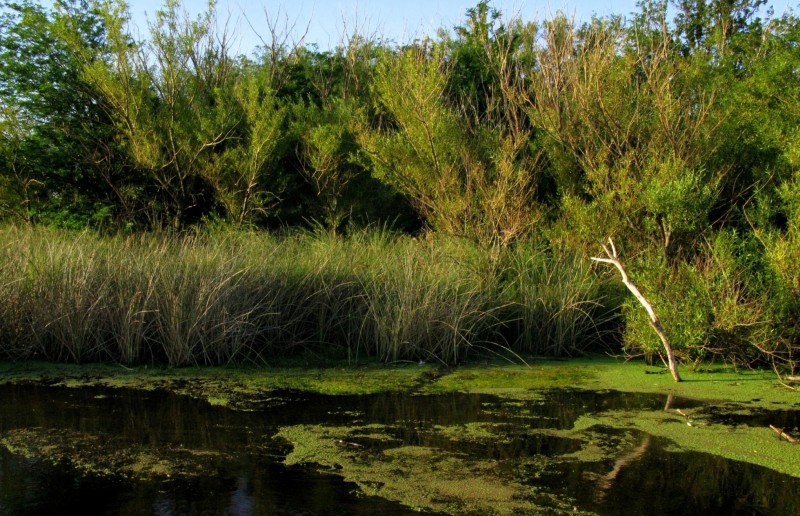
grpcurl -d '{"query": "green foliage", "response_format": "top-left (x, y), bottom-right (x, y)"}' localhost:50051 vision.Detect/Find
top-left (1, 0), bottom-right (799, 368)
top-left (526, 12), bottom-right (723, 259)
top-left (620, 231), bottom-right (781, 366)
top-left (622, 254), bottom-right (712, 359)
top-left (207, 65), bottom-right (287, 226)
top-left (358, 41), bottom-right (539, 247)
top-left (361, 43), bottom-right (463, 217)
top-left (0, 0), bottom-right (133, 227)
top-left (294, 98), bottom-right (363, 233)
top-left (124, 0), bottom-right (236, 227)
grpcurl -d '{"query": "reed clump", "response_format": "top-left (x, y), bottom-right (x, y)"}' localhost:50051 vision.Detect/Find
top-left (499, 243), bottom-right (611, 357)
top-left (0, 227), bottom-right (607, 366)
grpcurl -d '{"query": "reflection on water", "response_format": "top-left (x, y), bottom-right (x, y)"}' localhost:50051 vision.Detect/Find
top-left (0, 384), bottom-right (797, 515)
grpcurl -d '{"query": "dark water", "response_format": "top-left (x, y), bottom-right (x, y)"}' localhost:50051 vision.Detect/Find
top-left (0, 384), bottom-right (798, 515)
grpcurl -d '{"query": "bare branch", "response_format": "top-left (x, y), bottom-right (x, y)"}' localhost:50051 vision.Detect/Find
top-left (592, 238), bottom-right (682, 382)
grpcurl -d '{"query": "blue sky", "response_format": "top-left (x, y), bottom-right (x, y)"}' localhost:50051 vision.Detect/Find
top-left (117, 1), bottom-right (797, 53)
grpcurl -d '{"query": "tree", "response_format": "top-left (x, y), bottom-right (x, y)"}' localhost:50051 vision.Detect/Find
top-left (357, 36), bottom-right (539, 248)
top-left (514, 13), bottom-right (719, 259)
top-left (207, 63), bottom-right (286, 226)
top-left (593, 239), bottom-right (682, 381)
top-left (0, 104), bottom-right (38, 223)
top-left (0, 0), bottom-right (127, 227)
top-left (295, 98), bottom-right (361, 234)
top-left (85, 0), bottom-right (238, 228)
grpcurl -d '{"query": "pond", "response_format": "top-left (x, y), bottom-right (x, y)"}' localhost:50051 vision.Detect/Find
top-left (0, 383), bottom-right (798, 515)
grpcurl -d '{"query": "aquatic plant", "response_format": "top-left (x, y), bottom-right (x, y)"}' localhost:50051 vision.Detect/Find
top-left (0, 227), bottom-right (607, 365)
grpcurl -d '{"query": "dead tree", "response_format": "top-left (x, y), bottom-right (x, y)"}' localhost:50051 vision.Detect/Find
top-left (592, 238), bottom-right (682, 382)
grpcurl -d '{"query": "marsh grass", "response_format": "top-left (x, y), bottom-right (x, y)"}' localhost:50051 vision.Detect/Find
top-left (499, 245), bottom-right (607, 356)
top-left (357, 239), bottom-right (488, 364)
top-left (0, 227), bottom-right (608, 365)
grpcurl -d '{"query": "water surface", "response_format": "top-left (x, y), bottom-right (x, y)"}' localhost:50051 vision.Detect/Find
top-left (0, 384), bottom-right (797, 514)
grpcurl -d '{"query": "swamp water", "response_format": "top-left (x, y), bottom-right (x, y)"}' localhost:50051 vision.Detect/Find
top-left (0, 383), bottom-right (798, 515)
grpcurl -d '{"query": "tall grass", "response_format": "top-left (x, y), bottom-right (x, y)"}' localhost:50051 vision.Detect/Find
top-left (0, 227), bottom-right (609, 366)
top-left (498, 244), bottom-right (607, 356)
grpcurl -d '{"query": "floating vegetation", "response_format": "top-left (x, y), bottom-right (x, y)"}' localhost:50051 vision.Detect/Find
top-left (276, 424), bottom-right (580, 514)
top-left (1, 428), bottom-right (229, 480)
top-left (0, 363), bottom-right (798, 514)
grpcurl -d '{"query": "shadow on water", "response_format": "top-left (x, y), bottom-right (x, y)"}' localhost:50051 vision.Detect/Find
top-left (0, 384), bottom-right (797, 515)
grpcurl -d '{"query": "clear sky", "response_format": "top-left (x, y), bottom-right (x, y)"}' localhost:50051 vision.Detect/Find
top-left (95, 1), bottom-right (800, 53)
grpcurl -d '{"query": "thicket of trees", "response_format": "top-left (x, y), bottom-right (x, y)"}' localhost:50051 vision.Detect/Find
top-left (1, 0), bottom-right (799, 371)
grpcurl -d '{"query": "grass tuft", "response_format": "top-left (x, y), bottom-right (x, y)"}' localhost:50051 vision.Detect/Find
top-left (0, 227), bottom-right (609, 365)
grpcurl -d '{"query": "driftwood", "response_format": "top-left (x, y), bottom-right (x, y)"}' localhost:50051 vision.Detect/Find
top-left (770, 425), bottom-right (799, 444)
top-left (592, 238), bottom-right (682, 382)
top-left (674, 408), bottom-right (695, 426)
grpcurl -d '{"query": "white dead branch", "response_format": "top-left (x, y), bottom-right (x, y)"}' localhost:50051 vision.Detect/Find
top-left (592, 238), bottom-right (682, 382)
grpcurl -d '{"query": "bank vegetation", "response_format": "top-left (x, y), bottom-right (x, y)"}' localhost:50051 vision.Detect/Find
top-left (0, 0), bottom-right (798, 373)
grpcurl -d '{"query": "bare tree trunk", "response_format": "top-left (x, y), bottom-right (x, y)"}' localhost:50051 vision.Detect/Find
top-left (592, 238), bottom-right (682, 382)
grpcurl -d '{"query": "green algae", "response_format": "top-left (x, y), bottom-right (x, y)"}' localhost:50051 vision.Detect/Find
top-left (431, 422), bottom-right (511, 443)
top-left (423, 363), bottom-right (578, 397)
top-left (569, 408), bottom-right (800, 477)
top-left (423, 357), bottom-right (798, 409)
top-left (275, 424), bottom-right (584, 515)
top-left (423, 421), bottom-right (652, 481)
top-left (0, 356), bottom-right (797, 485)
top-left (0, 357), bottom-right (795, 409)
top-left (0, 360), bottom-right (434, 409)
top-left (0, 427), bottom-right (229, 480)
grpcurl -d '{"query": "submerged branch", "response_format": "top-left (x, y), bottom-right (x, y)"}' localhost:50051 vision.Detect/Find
top-left (770, 425), bottom-right (799, 444)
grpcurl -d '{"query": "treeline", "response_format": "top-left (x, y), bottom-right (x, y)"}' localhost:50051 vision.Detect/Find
top-left (1, 0), bottom-right (799, 370)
